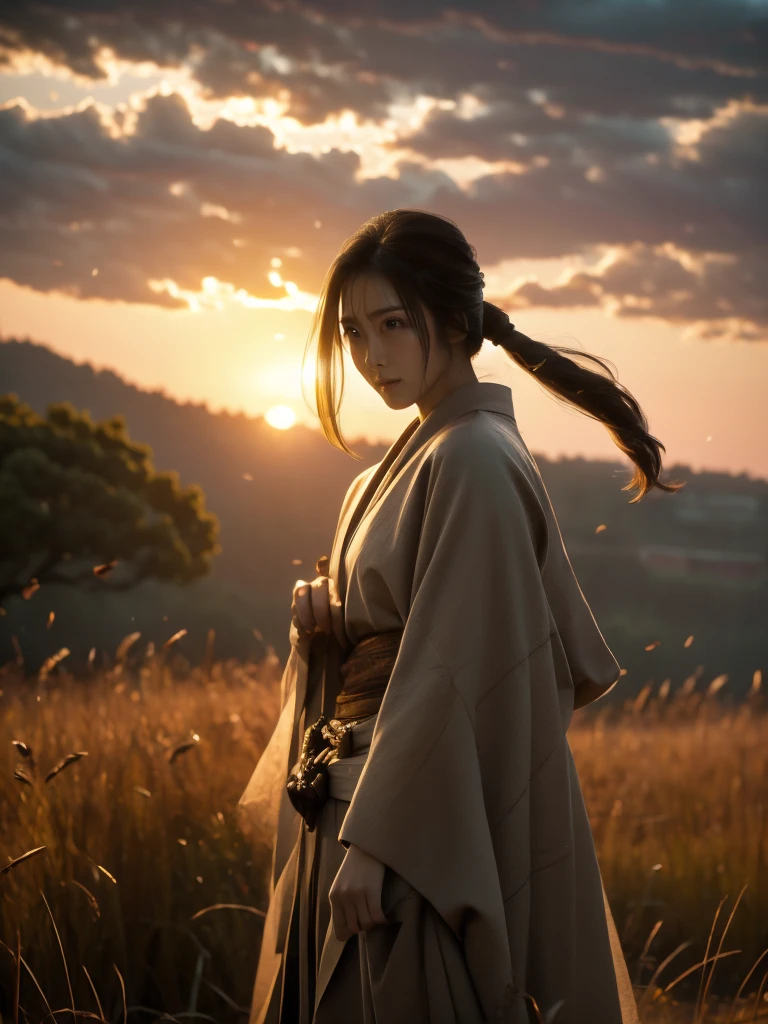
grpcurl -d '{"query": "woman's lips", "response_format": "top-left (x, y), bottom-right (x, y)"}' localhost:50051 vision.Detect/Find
top-left (378, 379), bottom-right (401, 391)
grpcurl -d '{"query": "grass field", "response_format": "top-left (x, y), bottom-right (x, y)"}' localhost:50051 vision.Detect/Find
top-left (0, 637), bottom-right (765, 1023)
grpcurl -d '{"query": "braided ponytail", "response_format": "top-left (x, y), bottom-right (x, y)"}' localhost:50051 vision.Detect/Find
top-left (482, 301), bottom-right (685, 504)
top-left (311, 208), bottom-right (682, 504)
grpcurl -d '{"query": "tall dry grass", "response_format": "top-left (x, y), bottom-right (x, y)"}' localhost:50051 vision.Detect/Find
top-left (0, 639), bottom-right (765, 1023)
top-left (570, 668), bottom-right (767, 1023)
top-left (0, 637), bottom-right (282, 1023)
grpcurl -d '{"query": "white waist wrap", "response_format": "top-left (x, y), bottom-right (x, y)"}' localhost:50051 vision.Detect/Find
top-left (325, 713), bottom-right (378, 802)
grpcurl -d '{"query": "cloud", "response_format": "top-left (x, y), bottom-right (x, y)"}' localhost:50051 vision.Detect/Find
top-left (1, 1), bottom-right (766, 122)
top-left (0, 90), bottom-right (459, 307)
top-left (502, 242), bottom-right (767, 341)
top-left (0, 0), bottom-right (766, 339)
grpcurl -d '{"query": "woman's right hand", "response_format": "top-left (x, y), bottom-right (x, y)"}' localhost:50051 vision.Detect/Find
top-left (291, 573), bottom-right (340, 639)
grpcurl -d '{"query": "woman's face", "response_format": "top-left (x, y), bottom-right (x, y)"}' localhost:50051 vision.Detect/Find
top-left (339, 270), bottom-right (474, 421)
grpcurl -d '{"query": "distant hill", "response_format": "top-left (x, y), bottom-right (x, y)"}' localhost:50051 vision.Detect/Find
top-left (1, 335), bottom-right (766, 693)
top-left (0, 335), bottom-right (395, 661)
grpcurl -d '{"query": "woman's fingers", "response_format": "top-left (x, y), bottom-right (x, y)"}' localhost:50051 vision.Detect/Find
top-left (311, 575), bottom-right (332, 634)
top-left (292, 574), bottom-right (338, 635)
top-left (329, 887), bottom-right (386, 941)
top-left (365, 886), bottom-right (389, 926)
top-left (330, 888), bottom-right (357, 942)
top-left (344, 898), bottom-right (364, 937)
top-left (353, 893), bottom-right (375, 933)
top-left (292, 580), bottom-right (315, 634)
top-left (329, 873), bottom-right (361, 941)
top-left (329, 844), bottom-right (387, 941)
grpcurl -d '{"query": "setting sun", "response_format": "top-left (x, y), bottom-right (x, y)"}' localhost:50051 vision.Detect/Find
top-left (264, 405), bottom-right (297, 430)
top-left (0, 6), bottom-right (764, 1020)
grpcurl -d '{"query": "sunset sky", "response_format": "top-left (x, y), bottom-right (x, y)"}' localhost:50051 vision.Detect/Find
top-left (1, 2), bottom-right (766, 477)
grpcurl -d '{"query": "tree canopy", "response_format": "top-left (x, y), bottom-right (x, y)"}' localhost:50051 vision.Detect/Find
top-left (0, 394), bottom-right (220, 605)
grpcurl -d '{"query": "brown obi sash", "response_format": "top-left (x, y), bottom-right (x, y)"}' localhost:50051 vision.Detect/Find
top-left (333, 629), bottom-right (403, 723)
top-left (285, 629), bottom-right (404, 831)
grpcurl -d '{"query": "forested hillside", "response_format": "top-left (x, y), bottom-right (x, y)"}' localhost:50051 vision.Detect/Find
top-left (2, 335), bottom-right (765, 692)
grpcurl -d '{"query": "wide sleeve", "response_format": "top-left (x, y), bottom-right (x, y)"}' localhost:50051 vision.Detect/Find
top-left (235, 633), bottom-right (309, 880)
top-left (236, 461), bottom-right (378, 883)
top-left (337, 425), bottom-right (556, 939)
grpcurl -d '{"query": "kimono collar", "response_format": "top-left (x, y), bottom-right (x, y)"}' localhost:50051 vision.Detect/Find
top-left (333, 380), bottom-right (516, 618)
top-left (364, 379), bottom-right (515, 517)
top-left (406, 378), bottom-right (515, 454)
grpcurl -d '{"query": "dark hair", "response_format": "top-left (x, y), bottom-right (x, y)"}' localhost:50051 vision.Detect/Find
top-left (305, 208), bottom-right (684, 503)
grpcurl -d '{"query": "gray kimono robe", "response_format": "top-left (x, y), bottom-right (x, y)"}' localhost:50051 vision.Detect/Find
top-left (237, 379), bottom-right (641, 1023)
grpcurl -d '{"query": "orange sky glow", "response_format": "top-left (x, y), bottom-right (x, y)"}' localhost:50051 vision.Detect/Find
top-left (0, 26), bottom-right (765, 479)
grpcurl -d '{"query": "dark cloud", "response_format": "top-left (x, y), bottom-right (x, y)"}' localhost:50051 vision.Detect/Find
top-left (0, 1), bottom-right (766, 339)
top-left (502, 243), bottom-right (767, 339)
top-left (386, 97), bottom-right (676, 164)
top-left (403, 96), bottom-right (768, 262)
top-left (0, 91), bottom-right (456, 306)
top-left (1, 2), bottom-right (766, 124)
top-left (0, 5), bottom-right (398, 123)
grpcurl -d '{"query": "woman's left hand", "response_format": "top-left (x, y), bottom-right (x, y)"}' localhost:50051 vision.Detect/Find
top-left (329, 843), bottom-right (388, 942)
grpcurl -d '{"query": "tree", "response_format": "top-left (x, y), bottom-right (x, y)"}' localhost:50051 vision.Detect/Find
top-left (0, 394), bottom-right (220, 606)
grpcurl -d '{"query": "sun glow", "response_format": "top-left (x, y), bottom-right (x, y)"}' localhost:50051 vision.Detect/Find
top-left (265, 405), bottom-right (297, 430)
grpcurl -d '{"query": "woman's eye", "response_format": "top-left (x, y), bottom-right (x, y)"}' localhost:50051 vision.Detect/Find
top-left (342, 318), bottom-right (406, 341)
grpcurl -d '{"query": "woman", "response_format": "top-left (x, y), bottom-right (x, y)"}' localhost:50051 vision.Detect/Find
top-left (238, 209), bottom-right (681, 1024)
